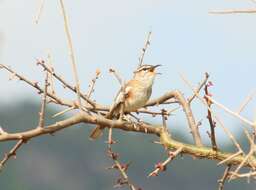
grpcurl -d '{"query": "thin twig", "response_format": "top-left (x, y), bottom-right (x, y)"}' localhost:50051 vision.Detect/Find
top-left (204, 82), bottom-right (218, 151)
top-left (52, 106), bottom-right (75, 118)
top-left (177, 91), bottom-right (203, 146)
top-left (237, 90), bottom-right (256, 114)
top-left (138, 31), bottom-right (152, 68)
top-left (107, 128), bottom-right (136, 190)
top-left (161, 109), bottom-right (168, 132)
top-left (38, 72), bottom-right (49, 128)
top-left (229, 129), bottom-right (256, 180)
top-left (218, 151), bottom-right (243, 166)
top-left (136, 109), bottom-right (170, 117)
top-left (167, 106), bottom-right (180, 115)
top-left (180, 73), bottom-right (242, 151)
top-left (188, 72), bottom-right (209, 104)
top-left (209, 9), bottom-right (256, 14)
top-left (109, 68), bottom-right (123, 86)
top-left (215, 114), bottom-right (243, 152)
top-left (206, 95), bottom-right (255, 127)
top-left (0, 140), bottom-right (24, 171)
top-left (218, 165), bottom-right (232, 190)
top-left (228, 171), bottom-right (256, 179)
top-left (148, 147), bottom-right (183, 177)
top-left (36, 60), bottom-right (96, 107)
top-left (34, 0), bottom-right (45, 24)
top-left (46, 52), bottom-right (56, 95)
top-left (0, 64), bottom-right (71, 106)
top-left (59, 0), bottom-right (83, 111)
top-left (229, 149), bottom-right (254, 180)
top-left (86, 69), bottom-right (101, 99)
top-left (107, 127), bottom-right (116, 145)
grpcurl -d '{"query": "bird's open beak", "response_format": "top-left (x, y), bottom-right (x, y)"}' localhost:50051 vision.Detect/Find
top-left (152, 64), bottom-right (161, 69)
top-left (150, 64), bottom-right (161, 74)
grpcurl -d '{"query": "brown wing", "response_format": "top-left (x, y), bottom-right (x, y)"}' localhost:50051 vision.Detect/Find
top-left (107, 80), bottom-right (137, 118)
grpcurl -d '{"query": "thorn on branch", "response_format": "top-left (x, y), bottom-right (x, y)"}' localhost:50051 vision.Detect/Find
top-left (197, 120), bottom-right (202, 127)
top-left (107, 148), bottom-right (119, 160)
top-left (106, 127), bottom-right (138, 190)
top-left (107, 162), bottom-right (131, 172)
top-left (114, 178), bottom-right (129, 188)
top-left (155, 162), bottom-right (167, 172)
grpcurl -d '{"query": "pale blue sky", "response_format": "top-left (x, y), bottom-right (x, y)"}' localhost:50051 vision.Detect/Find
top-left (0, 0), bottom-right (256, 142)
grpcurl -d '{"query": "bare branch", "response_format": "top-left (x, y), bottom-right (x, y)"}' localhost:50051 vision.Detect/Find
top-left (209, 9), bottom-right (256, 14)
top-left (34, 0), bottom-right (45, 24)
top-left (107, 129), bottom-right (136, 190)
top-left (218, 151), bottom-right (243, 166)
top-left (188, 72), bottom-right (209, 104)
top-left (218, 165), bottom-right (232, 190)
top-left (38, 72), bottom-right (49, 128)
top-left (148, 147), bottom-right (183, 177)
top-left (0, 140), bottom-right (24, 171)
top-left (229, 129), bottom-right (256, 180)
top-left (46, 52), bottom-right (56, 95)
top-left (59, 0), bottom-right (83, 111)
top-left (204, 81), bottom-right (218, 151)
top-left (160, 131), bottom-right (256, 168)
top-left (138, 31), bottom-right (152, 68)
top-left (0, 64), bottom-right (74, 107)
top-left (109, 68), bottom-right (124, 86)
top-left (87, 69), bottom-right (101, 98)
top-left (237, 90), bottom-right (256, 114)
top-left (0, 111), bottom-right (255, 170)
top-left (206, 95), bottom-right (255, 127)
top-left (179, 73), bottom-right (243, 151)
top-left (36, 60), bottom-right (96, 107)
top-left (148, 89), bottom-right (203, 146)
top-left (52, 106), bottom-right (75, 118)
top-left (228, 171), bottom-right (256, 179)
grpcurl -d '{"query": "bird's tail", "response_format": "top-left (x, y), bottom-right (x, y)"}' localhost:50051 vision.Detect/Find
top-left (89, 125), bottom-right (104, 140)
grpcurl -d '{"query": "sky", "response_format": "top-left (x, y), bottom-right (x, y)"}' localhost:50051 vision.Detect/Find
top-left (0, 0), bottom-right (256, 142)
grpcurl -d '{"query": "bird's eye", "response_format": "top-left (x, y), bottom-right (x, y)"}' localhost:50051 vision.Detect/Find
top-left (142, 68), bottom-right (147, 71)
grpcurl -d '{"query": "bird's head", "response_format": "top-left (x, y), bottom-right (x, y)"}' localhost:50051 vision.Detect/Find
top-left (133, 64), bottom-right (161, 86)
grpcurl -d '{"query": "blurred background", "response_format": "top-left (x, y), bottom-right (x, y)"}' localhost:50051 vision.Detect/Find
top-left (0, 0), bottom-right (256, 189)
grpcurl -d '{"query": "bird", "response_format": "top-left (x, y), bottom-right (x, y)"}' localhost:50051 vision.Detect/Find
top-left (89, 64), bottom-right (161, 139)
